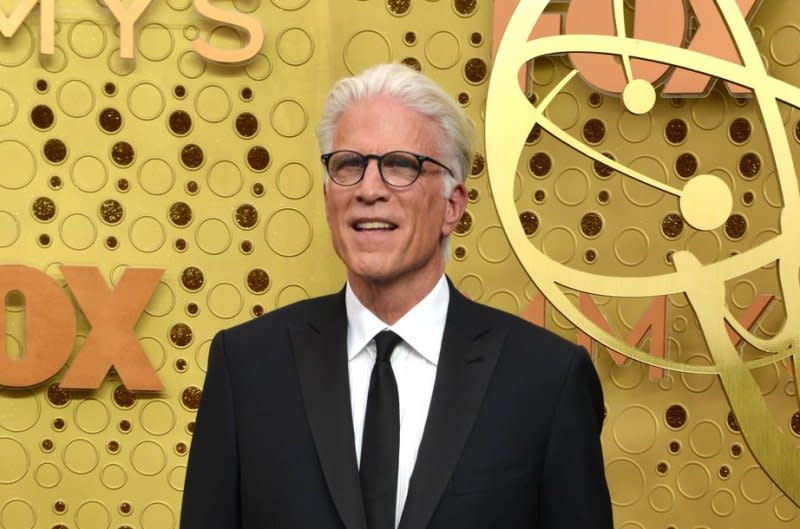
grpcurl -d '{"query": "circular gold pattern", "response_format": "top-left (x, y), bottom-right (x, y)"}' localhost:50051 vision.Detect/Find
top-left (104, 82), bottom-right (116, 96)
top-left (454, 0), bottom-right (477, 15)
top-left (31, 104), bottom-right (54, 129)
top-left (666, 404), bottom-right (688, 429)
top-left (36, 79), bottom-right (48, 92)
top-left (468, 188), bottom-right (479, 201)
top-left (41, 438), bottom-right (54, 451)
top-left (455, 211), bottom-right (472, 234)
top-left (661, 213), bottom-right (684, 239)
top-left (174, 85), bottom-right (186, 98)
top-left (588, 92), bottom-right (603, 107)
top-left (657, 462), bottom-right (668, 475)
top-left (119, 419), bottom-right (131, 432)
top-left (665, 118), bottom-right (688, 144)
top-left (52, 525), bottom-right (67, 529)
top-left (534, 189), bottom-right (546, 202)
top-left (247, 146), bottom-right (270, 172)
top-left (52, 417), bottom-right (65, 430)
top-left (113, 385), bottom-right (136, 409)
top-left (464, 58), bottom-right (487, 83)
top-left (98, 107), bottom-right (122, 133)
top-left (241, 87), bottom-right (253, 101)
top-left (584, 249), bottom-right (597, 262)
top-left (580, 212), bottom-right (603, 237)
top-left (117, 178), bottom-right (129, 192)
top-left (725, 213), bottom-right (747, 240)
top-left (519, 211), bottom-right (539, 236)
top-left (404, 31), bottom-right (416, 45)
top-left (54, 501), bottom-right (66, 513)
top-left (252, 304), bottom-right (264, 316)
top-left (181, 386), bottom-right (202, 410)
top-left (99, 199), bottom-right (123, 225)
top-left (470, 32), bottom-right (482, 45)
top-left (111, 141), bottom-right (135, 167)
top-left (454, 246), bottom-right (466, 259)
top-left (387, 0), bottom-right (410, 15)
top-left (187, 421), bottom-right (195, 434)
top-left (235, 204), bottom-right (258, 229)
top-left (247, 269), bottom-right (270, 293)
top-left (176, 357), bottom-right (188, 371)
top-left (176, 442), bottom-right (187, 454)
top-left (471, 153), bottom-right (485, 175)
top-left (120, 502), bottom-right (131, 515)
top-left (49, 175), bottom-right (62, 189)
top-left (593, 153), bottom-right (615, 177)
top-left (181, 144), bottom-right (204, 169)
top-left (38, 233), bottom-right (51, 246)
top-left (32, 197), bottom-right (56, 221)
top-left (44, 138), bottom-right (67, 163)
top-left (669, 440), bottom-right (681, 453)
top-left (241, 240), bottom-right (253, 253)
top-left (727, 411), bottom-right (740, 432)
top-left (458, 92), bottom-right (470, 105)
top-left (170, 323), bottom-right (193, 347)
top-left (789, 412), bottom-right (800, 435)
top-left (732, 443), bottom-right (742, 456)
top-left (186, 181), bottom-right (198, 194)
top-left (598, 190), bottom-right (610, 204)
top-left (743, 190), bottom-right (754, 205)
top-left (174, 238), bottom-right (187, 251)
top-left (47, 384), bottom-right (69, 406)
top-left (401, 57), bottom-right (421, 71)
top-left (107, 440), bottom-right (119, 453)
top-left (720, 465), bottom-right (731, 478)
top-left (675, 152), bottom-right (697, 178)
top-left (169, 110), bottom-right (192, 136)
top-left (582, 118), bottom-right (605, 144)
top-left (739, 152), bottom-right (761, 178)
top-left (729, 117), bottom-right (751, 143)
top-left (169, 202), bottom-right (193, 227)
top-left (252, 183), bottom-right (265, 197)
top-left (235, 112), bottom-right (259, 138)
top-left (181, 267), bottom-right (204, 291)
top-left (529, 152), bottom-right (552, 176)
top-left (526, 124), bottom-right (542, 144)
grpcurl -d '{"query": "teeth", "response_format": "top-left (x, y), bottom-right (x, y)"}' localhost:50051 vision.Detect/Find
top-left (356, 221), bottom-right (395, 230)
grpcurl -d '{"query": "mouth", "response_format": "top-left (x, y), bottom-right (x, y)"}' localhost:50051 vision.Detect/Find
top-left (353, 220), bottom-right (398, 231)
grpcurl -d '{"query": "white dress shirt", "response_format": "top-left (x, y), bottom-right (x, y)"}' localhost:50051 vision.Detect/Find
top-left (346, 275), bottom-right (448, 528)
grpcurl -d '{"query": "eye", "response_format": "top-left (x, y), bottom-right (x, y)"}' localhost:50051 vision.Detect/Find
top-left (331, 152), bottom-right (364, 171)
top-left (383, 152), bottom-right (420, 171)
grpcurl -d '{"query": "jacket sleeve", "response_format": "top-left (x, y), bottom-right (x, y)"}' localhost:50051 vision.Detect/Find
top-left (180, 331), bottom-right (242, 529)
top-left (537, 347), bottom-right (613, 528)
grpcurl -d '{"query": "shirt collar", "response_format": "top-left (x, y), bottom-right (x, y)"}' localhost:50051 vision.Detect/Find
top-left (345, 275), bottom-right (449, 366)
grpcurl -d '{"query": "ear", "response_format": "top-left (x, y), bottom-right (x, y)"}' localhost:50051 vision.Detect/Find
top-left (441, 183), bottom-right (467, 237)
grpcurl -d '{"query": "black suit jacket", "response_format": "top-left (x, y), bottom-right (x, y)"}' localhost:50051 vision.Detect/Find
top-left (180, 281), bottom-right (612, 529)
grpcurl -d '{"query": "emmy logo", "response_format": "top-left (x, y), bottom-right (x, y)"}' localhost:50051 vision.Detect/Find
top-left (488, 0), bottom-right (800, 505)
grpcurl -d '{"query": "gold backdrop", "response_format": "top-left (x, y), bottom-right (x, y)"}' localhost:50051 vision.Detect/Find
top-left (0, 1), bottom-right (798, 528)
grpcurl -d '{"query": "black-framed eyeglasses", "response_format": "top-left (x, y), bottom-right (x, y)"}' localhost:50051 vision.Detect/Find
top-left (320, 150), bottom-right (453, 188)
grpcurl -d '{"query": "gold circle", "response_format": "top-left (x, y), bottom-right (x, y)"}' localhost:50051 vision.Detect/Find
top-left (270, 0), bottom-right (310, 9)
top-left (207, 160), bottom-right (244, 197)
top-left (100, 463), bottom-right (127, 490)
top-left (554, 168), bottom-right (589, 206)
top-left (195, 339), bottom-right (212, 373)
top-left (711, 488), bottom-right (736, 517)
top-left (207, 282), bottom-right (244, 319)
top-left (691, 91), bottom-right (726, 130)
top-left (344, 30), bottom-right (392, 75)
top-left (74, 399), bottom-right (111, 434)
top-left (0, 89), bottom-right (18, 126)
top-left (245, 53), bottom-right (272, 81)
top-left (613, 228), bottom-right (649, 267)
top-left (141, 501), bottom-right (175, 529)
top-left (486, 290), bottom-right (519, 314)
top-left (680, 174), bottom-right (733, 230)
top-left (131, 441), bottom-right (167, 476)
top-left (178, 50), bottom-right (207, 78)
top-left (457, 274), bottom-right (484, 300)
top-left (74, 500), bottom-right (111, 529)
top-left (128, 82), bottom-right (166, 121)
top-left (609, 362), bottom-right (645, 390)
top-left (622, 79), bottom-right (656, 114)
top-left (605, 458), bottom-right (644, 506)
top-left (770, 25), bottom-right (800, 66)
top-left (277, 27), bottom-right (314, 66)
top-left (138, 23), bottom-right (174, 61)
top-left (676, 462), bottom-right (711, 499)
top-left (68, 20), bottom-right (107, 58)
top-left (141, 337), bottom-right (167, 373)
top-left (276, 284), bottom-right (311, 308)
top-left (144, 281), bottom-right (176, 317)
top-left (648, 485), bottom-right (674, 513)
top-left (689, 420), bottom-right (723, 458)
top-left (265, 208), bottom-right (312, 257)
top-left (774, 495), bottom-right (799, 522)
top-left (270, 99), bottom-right (308, 138)
top-left (60, 213), bottom-right (97, 250)
top-left (623, 156), bottom-right (667, 207)
top-left (612, 405), bottom-right (657, 454)
top-left (741, 466), bottom-right (773, 504)
top-left (0, 390), bottom-right (39, 432)
top-left (196, 84), bottom-right (232, 123)
top-left (63, 439), bottom-right (99, 474)
top-left (138, 158), bottom-right (176, 195)
top-left (196, 218), bottom-right (233, 255)
top-left (685, 231), bottom-right (722, 264)
top-left (546, 92), bottom-right (579, 130)
top-left (169, 466), bottom-right (187, 492)
top-left (617, 110), bottom-right (652, 143)
top-left (58, 79), bottom-right (95, 118)
top-left (680, 354), bottom-right (715, 393)
top-left (129, 216), bottom-right (167, 253)
top-left (0, 22), bottom-right (33, 66)
top-left (70, 155), bottom-right (108, 193)
top-left (1, 499), bottom-right (35, 529)
top-left (0, 140), bottom-right (36, 189)
top-left (731, 280), bottom-right (757, 310)
top-left (33, 462), bottom-right (61, 488)
top-left (40, 45), bottom-right (67, 73)
top-left (140, 400), bottom-right (177, 436)
top-left (541, 226), bottom-right (577, 264)
top-left (277, 161), bottom-right (313, 199)
top-left (476, 226), bottom-right (511, 263)
top-left (425, 31), bottom-right (461, 69)
top-left (107, 48), bottom-right (135, 76)
top-left (0, 438), bottom-right (29, 484)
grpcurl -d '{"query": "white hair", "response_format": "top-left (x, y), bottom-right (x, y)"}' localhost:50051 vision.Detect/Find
top-left (316, 63), bottom-right (474, 198)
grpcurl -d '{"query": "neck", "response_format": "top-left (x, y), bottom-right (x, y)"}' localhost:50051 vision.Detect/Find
top-left (348, 267), bottom-right (444, 325)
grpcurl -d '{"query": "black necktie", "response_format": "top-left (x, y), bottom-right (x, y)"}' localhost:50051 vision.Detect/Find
top-left (360, 330), bottom-right (402, 529)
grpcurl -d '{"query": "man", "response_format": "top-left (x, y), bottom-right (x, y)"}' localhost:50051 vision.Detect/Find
top-left (181, 63), bottom-right (612, 529)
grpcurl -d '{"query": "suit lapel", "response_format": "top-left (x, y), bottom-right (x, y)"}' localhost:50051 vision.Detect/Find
top-left (398, 283), bottom-right (506, 529)
top-left (290, 291), bottom-right (367, 529)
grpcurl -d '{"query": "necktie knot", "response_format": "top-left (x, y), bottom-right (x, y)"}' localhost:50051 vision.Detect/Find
top-left (374, 330), bottom-right (402, 363)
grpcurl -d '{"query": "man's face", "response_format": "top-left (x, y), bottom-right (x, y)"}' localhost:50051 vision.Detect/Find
top-left (324, 95), bottom-right (466, 290)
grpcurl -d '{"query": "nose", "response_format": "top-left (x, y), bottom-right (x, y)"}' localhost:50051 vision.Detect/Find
top-left (355, 158), bottom-right (390, 202)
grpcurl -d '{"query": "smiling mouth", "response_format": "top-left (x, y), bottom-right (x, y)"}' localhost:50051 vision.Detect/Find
top-left (354, 221), bottom-right (398, 231)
